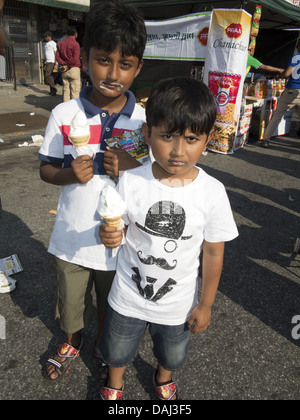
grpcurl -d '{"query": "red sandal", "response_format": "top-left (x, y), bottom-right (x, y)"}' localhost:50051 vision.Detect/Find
top-left (153, 371), bottom-right (182, 400)
top-left (44, 337), bottom-right (83, 380)
top-left (100, 382), bottom-right (124, 400)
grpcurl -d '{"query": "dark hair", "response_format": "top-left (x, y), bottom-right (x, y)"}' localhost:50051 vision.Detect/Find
top-left (66, 27), bottom-right (77, 37)
top-left (83, 0), bottom-right (147, 61)
top-left (145, 77), bottom-right (217, 136)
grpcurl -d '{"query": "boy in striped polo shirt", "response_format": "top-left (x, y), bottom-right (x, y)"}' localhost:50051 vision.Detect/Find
top-left (39, 0), bottom-right (147, 381)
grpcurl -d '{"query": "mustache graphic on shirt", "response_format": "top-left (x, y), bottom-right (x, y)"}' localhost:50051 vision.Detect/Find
top-left (137, 251), bottom-right (177, 270)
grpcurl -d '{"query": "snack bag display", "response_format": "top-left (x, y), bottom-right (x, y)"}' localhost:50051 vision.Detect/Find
top-left (208, 72), bottom-right (242, 123)
top-left (203, 9), bottom-right (252, 154)
top-left (105, 128), bottom-right (149, 164)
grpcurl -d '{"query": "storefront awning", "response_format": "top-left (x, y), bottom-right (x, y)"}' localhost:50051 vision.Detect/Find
top-left (25, 0), bottom-right (300, 23)
top-left (119, 0), bottom-right (300, 23)
top-left (18, 0), bottom-right (90, 12)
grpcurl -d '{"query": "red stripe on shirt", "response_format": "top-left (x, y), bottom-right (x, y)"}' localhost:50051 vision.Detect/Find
top-left (61, 125), bottom-right (131, 146)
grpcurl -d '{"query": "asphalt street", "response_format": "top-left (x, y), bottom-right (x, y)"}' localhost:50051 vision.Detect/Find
top-left (0, 82), bottom-right (299, 401)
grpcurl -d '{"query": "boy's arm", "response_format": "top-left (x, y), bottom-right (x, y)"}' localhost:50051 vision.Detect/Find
top-left (103, 147), bottom-right (141, 177)
top-left (40, 155), bottom-right (94, 185)
top-left (187, 241), bottom-right (224, 334)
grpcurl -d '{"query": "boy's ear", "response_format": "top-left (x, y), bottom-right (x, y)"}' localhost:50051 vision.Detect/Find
top-left (81, 48), bottom-right (88, 68)
top-left (205, 129), bottom-right (214, 148)
top-left (142, 122), bottom-right (150, 145)
top-left (135, 59), bottom-right (144, 79)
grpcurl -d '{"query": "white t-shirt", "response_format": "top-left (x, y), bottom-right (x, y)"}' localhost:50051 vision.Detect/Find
top-left (39, 90), bottom-right (146, 271)
top-left (108, 163), bottom-right (239, 325)
top-left (44, 40), bottom-right (57, 63)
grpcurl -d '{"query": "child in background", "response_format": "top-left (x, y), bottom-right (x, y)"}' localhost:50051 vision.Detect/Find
top-left (39, 0), bottom-right (147, 380)
top-left (98, 77), bottom-right (239, 400)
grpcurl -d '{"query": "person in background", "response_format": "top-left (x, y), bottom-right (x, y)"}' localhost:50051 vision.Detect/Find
top-left (43, 31), bottom-right (57, 96)
top-left (56, 26), bottom-right (81, 102)
top-left (0, 27), bottom-right (6, 82)
top-left (261, 39), bottom-right (300, 148)
top-left (246, 53), bottom-right (284, 77)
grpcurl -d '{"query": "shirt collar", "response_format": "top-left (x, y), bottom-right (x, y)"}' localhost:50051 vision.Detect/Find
top-left (79, 86), bottom-right (135, 118)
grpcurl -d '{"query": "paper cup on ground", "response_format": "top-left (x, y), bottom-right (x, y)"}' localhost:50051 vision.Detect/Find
top-left (0, 271), bottom-right (16, 293)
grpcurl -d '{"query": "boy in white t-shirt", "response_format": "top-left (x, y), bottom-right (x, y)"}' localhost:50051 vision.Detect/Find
top-left (98, 77), bottom-right (239, 400)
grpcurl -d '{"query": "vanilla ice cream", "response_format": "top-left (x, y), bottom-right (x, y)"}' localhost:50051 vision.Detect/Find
top-left (99, 185), bottom-right (126, 226)
top-left (69, 110), bottom-right (93, 158)
top-left (69, 110), bottom-right (90, 142)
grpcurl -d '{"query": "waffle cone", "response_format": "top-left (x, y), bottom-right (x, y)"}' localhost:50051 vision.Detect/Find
top-left (69, 134), bottom-right (90, 148)
top-left (102, 215), bottom-right (123, 227)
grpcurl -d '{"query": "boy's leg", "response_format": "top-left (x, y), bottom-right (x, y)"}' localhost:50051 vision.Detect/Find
top-left (97, 306), bottom-right (147, 397)
top-left (155, 364), bottom-right (177, 400)
top-left (150, 322), bottom-right (191, 400)
top-left (94, 270), bottom-right (115, 379)
top-left (93, 270), bottom-right (115, 342)
top-left (156, 364), bottom-right (173, 384)
top-left (46, 257), bottom-right (93, 379)
top-left (107, 366), bottom-right (127, 390)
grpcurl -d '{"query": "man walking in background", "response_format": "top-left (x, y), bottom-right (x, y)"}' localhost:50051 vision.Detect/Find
top-left (43, 31), bottom-right (57, 96)
top-left (56, 27), bottom-right (81, 102)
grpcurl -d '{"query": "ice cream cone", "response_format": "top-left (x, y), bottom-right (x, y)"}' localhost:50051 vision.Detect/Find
top-left (102, 215), bottom-right (123, 227)
top-left (69, 134), bottom-right (90, 148)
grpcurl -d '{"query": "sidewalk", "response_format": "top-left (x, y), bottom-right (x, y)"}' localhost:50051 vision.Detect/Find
top-left (0, 82), bottom-right (62, 148)
top-left (0, 137), bottom-right (299, 400)
top-left (0, 83), bottom-right (299, 400)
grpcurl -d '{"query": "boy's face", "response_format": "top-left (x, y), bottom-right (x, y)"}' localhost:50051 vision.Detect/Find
top-left (143, 123), bottom-right (213, 183)
top-left (82, 46), bottom-right (143, 105)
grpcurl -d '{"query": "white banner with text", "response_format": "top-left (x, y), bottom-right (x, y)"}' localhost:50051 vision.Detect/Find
top-left (144, 12), bottom-right (212, 61)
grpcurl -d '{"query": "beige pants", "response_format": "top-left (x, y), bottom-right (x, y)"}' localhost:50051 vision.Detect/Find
top-left (53, 256), bottom-right (115, 334)
top-left (62, 67), bottom-right (81, 102)
top-left (264, 88), bottom-right (300, 140)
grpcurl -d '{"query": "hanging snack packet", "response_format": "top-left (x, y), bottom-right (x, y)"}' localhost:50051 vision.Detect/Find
top-left (251, 20), bottom-right (260, 37)
top-left (253, 5), bottom-right (262, 21)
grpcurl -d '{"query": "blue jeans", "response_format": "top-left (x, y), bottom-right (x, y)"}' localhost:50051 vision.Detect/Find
top-left (97, 305), bottom-right (191, 371)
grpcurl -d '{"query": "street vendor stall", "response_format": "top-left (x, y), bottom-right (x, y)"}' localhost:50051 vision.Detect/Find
top-left (142, 2), bottom-right (300, 153)
top-left (90, 0), bottom-right (300, 153)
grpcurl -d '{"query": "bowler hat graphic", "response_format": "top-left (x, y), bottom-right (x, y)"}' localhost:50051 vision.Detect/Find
top-left (135, 201), bottom-right (192, 240)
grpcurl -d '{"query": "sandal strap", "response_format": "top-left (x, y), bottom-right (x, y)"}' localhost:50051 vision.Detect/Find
top-left (154, 381), bottom-right (177, 400)
top-left (57, 337), bottom-right (83, 358)
top-left (100, 386), bottom-right (123, 400)
top-left (47, 358), bottom-right (62, 370)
